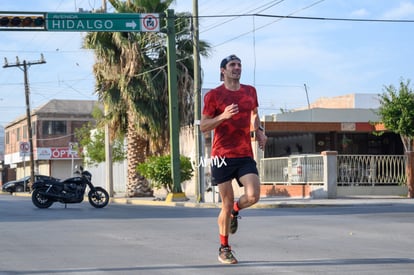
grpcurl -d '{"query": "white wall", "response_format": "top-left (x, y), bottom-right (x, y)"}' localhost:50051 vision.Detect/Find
top-left (86, 159), bottom-right (127, 194)
top-left (51, 159), bottom-right (83, 179)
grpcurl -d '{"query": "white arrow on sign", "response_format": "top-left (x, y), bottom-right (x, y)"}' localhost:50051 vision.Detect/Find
top-left (126, 21), bottom-right (137, 29)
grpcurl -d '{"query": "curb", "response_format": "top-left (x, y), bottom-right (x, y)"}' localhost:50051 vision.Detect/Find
top-left (3, 192), bottom-right (320, 208)
top-left (2, 191), bottom-right (412, 209)
top-left (110, 197), bottom-right (220, 208)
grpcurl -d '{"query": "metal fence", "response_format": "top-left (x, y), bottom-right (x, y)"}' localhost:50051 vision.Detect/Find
top-left (337, 155), bottom-right (406, 186)
top-left (260, 156), bottom-right (288, 184)
top-left (260, 154), bottom-right (406, 186)
top-left (260, 154), bottom-right (324, 184)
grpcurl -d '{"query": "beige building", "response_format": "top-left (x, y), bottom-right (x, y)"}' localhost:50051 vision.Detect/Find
top-left (4, 99), bottom-right (100, 181)
top-left (261, 93), bottom-right (402, 158)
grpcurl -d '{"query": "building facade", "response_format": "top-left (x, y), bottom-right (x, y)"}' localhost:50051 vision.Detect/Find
top-left (262, 94), bottom-right (403, 158)
top-left (4, 99), bottom-right (100, 181)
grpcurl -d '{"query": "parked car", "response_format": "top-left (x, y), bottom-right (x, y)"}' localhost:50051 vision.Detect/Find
top-left (2, 175), bottom-right (60, 193)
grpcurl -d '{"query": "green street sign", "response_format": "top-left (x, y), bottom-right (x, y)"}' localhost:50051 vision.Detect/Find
top-left (46, 12), bottom-right (160, 32)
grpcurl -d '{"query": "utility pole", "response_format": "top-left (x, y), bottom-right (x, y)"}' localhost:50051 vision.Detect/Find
top-left (99, 0), bottom-right (114, 197)
top-left (304, 83), bottom-right (310, 109)
top-left (104, 104), bottom-right (114, 197)
top-left (102, 0), bottom-right (107, 13)
top-left (192, 0), bottom-right (204, 202)
top-left (3, 54), bottom-right (46, 185)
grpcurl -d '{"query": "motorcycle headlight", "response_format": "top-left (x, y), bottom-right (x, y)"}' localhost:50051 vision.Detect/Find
top-left (82, 171), bottom-right (92, 181)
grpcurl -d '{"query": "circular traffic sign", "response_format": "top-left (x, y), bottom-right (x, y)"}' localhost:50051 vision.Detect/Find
top-left (141, 14), bottom-right (158, 31)
top-left (20, 142), bottom-right (30, 153)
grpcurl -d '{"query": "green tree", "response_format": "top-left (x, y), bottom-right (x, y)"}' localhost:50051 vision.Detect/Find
top-left (378, 78), bottom-right (414, 197)
top-left (75, 123), bottom-right (126, 166)
top-left (137, 155), bottom-right (193, 193)
top-left (83, 0), bottom-right (211, 197)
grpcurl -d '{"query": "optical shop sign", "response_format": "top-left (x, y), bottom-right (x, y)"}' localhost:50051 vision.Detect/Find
top-left (37, 147), bottom-right (80, 160)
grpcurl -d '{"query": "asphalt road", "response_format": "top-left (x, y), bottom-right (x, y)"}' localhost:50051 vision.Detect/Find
top-left (1, 194), bottom-right (414, 275)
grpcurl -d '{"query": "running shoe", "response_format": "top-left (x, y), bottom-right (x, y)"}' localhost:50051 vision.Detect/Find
top-left (218, 246), bottom-right (238, 264)
top-left (230, 211), bottom-right (240, 234)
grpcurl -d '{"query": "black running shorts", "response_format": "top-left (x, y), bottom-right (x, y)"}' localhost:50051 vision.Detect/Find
top-left (211, 157), bottom-right (258, 186)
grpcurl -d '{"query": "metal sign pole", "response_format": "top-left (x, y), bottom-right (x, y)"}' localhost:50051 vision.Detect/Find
top-left (23, 153), bottom-right (26, 191)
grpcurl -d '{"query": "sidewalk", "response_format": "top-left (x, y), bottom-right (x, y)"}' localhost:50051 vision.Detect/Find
top-left (110, 194), bottom-right (414, 209)
top-left (4, 191), bottom-right (413, 208)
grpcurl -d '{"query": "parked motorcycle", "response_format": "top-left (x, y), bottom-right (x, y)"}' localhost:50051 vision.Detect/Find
top-left (31, 166), bottom-right (109, 209)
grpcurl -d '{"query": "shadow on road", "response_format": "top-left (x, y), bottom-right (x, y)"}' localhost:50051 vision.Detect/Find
top-left (2, 257), bottom-right (414, 274)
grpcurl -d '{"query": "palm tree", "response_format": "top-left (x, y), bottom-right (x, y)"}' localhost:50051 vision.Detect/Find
top-left (84, 0), bottom-right (210, 197)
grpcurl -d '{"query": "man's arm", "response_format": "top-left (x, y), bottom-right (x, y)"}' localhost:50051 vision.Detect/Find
top-left (200, 103), bottom-right (238, 133)
top-left (251, 107), bottom-right (267, 150)
top-left (200, 114), bottom-right (225, 133)
top-left (251, 107), bottom-right (260, 131)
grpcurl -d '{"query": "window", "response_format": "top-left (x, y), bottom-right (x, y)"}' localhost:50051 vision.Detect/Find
top-left (16, 128), bottom-right (20, 142)
top-left (32, 121), bottom-right (36, 136)
top-left (23, 125), bottom-right (27, 139)
top-left (42, 121), bottom-right (67, 135)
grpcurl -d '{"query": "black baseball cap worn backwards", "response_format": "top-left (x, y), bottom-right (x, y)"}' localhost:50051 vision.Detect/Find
top-left (220, 54), bottom-right (241, 81)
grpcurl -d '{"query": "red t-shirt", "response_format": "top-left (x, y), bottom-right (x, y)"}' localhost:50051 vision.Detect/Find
top-left (203, 84), bottom-right (258, 159)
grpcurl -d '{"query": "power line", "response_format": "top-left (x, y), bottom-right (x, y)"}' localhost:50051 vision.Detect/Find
top-left (252, 13), bottom-right (414, 23)
top-left (195, 12), bottom-right (414, 23)
top-left (201, 0), bottom-right (285, 33)
top-left (200, 0), bottom-right (326, 48)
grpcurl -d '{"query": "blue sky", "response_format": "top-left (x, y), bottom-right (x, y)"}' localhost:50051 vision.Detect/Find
top-left (1, 0), bottom-right (414, 126)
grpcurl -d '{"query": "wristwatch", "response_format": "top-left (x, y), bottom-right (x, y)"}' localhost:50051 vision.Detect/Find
top-left (258, 125), bottom-right (264, 131)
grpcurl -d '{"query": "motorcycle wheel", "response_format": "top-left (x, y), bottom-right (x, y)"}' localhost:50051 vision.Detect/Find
top-left (88, 187), bottom-right (109, 208)
top-left (32, 188), bottom-right (54, 208)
